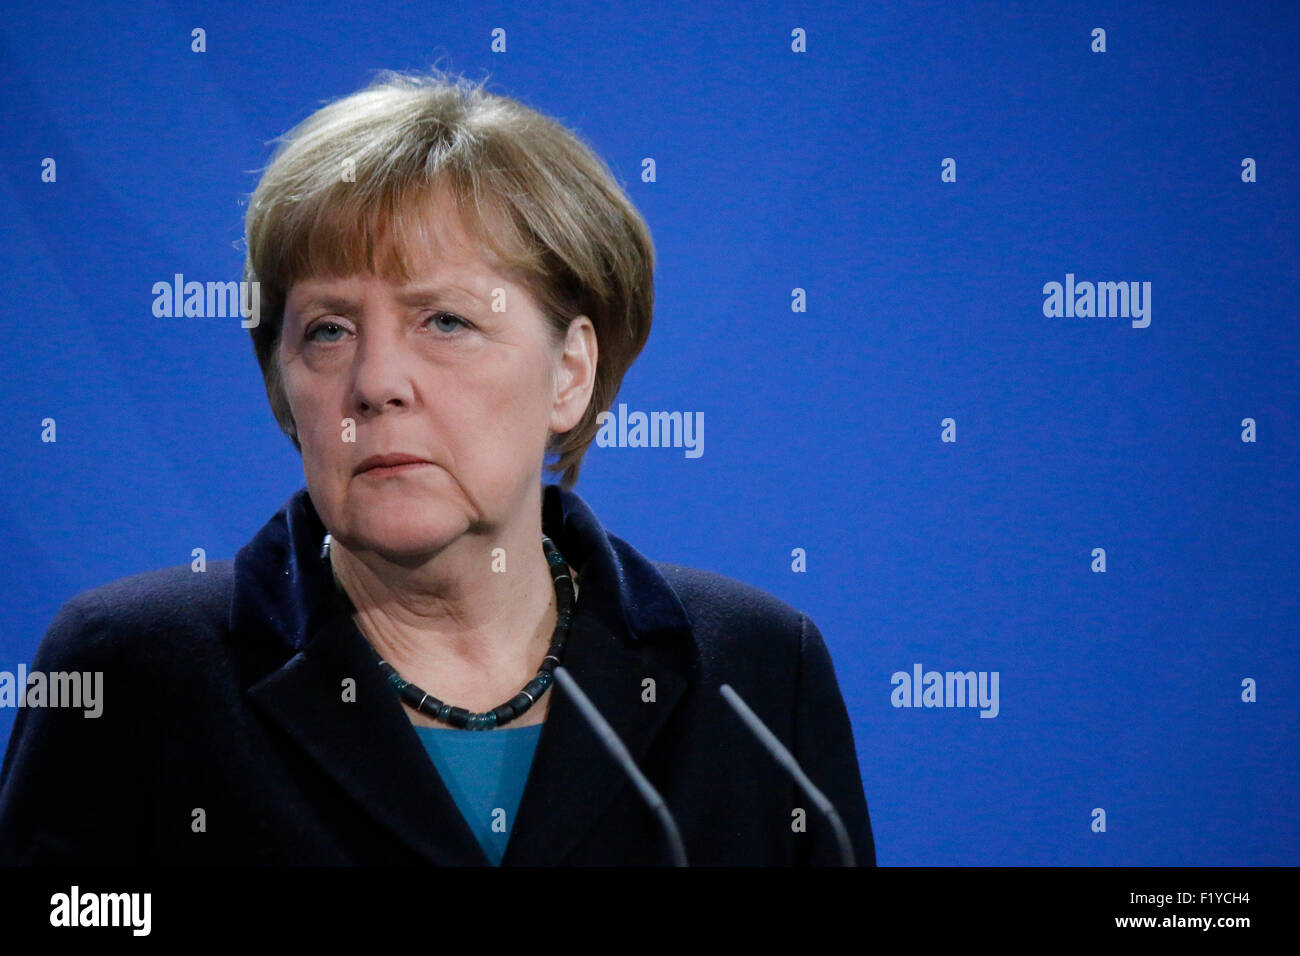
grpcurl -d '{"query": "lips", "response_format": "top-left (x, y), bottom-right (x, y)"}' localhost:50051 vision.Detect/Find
top-left (355, 453), bottom-right (432, 475)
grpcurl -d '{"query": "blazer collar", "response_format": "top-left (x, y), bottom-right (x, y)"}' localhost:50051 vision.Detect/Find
top-left (227, 484), bottom-right (696, 865)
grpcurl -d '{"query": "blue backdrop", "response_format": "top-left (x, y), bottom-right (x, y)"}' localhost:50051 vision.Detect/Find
top-left (1, 0), bottom-right (1296, 866)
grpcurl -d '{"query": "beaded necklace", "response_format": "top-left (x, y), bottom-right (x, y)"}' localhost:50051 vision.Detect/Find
top-left (322, 532), bottom-right (576, 729)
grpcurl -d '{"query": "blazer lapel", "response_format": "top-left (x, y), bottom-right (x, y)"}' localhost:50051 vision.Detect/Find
top-left (496, 485), bottom-right (701, 866)
top-left (245, 610), bottom-right (492, 866)
top-left (500, 610), bottom-right (695, 865)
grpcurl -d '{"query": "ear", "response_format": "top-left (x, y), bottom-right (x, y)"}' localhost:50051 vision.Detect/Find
top-left (549, 316), bottom-right (598, 434)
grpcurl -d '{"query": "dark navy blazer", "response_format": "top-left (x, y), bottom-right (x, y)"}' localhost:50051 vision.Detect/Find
top-left (0, 485), bottom-right (876, 866)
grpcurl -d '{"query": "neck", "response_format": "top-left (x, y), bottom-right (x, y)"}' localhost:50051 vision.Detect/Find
top-left (327, 491), bottom-right (565, 698)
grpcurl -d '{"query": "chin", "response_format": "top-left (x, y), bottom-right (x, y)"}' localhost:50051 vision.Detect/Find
top-left (341, 500), bottom-right (470, 561)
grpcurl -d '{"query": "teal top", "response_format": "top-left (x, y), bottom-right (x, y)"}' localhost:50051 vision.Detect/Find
top-left (412, 723), bottom-right (544, 865)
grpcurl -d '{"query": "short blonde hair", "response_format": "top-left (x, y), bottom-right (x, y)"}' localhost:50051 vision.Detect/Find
top-left (243, 67), bottom-right (655, 488)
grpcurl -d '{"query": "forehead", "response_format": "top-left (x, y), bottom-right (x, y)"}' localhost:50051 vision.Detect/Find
top-left (288, 191), bottom-right (513, 305)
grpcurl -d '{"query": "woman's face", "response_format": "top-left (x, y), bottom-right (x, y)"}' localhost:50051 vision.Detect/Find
top-left (278, 195), bottom-right (592, 560)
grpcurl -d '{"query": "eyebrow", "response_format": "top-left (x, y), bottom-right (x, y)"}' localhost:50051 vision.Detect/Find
top-left (394, 285), bottom-right (479, 306)
top-left (291, 294), bottom-right (357, 315)
top-left (291, 285), bottom-right (480, 314)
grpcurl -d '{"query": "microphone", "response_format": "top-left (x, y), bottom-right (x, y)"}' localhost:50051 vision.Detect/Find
top-left (719, 683), bottom-right (856, 866)
top-left (552, 666), bottom-right (688, 866)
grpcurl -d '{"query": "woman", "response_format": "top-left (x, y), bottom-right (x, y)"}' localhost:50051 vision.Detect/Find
top-left (0, 68), bottom-right (875, 866)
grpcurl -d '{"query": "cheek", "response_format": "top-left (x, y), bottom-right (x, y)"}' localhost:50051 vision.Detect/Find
top-left (280, 363), bottom-right (340, 473)
top-left (443, 358), bottom-right (552, 472)
top-left (504, 353), bottom-right (557, 435)
top-left (461, 345), bottom-right (553, 424)
top-left (282, 358), bottom-right (334, 437)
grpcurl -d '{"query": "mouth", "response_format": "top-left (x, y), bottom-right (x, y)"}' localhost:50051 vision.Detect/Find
top-left (355, 454), bottom-right (434, 476)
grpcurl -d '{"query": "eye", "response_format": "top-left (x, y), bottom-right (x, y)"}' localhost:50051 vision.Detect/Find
top-left (305, 320), bottom-right (347, 343)
top-left (427, 311), bottom-right (470, 334)
top-left (303, 312), bottom-right (469, 344)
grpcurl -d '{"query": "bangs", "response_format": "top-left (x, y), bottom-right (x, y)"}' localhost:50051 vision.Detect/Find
top-left (260, 172), bottom-right (543, 298)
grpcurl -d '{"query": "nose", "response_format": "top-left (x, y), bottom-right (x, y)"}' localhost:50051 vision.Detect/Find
top-left (351, 317), bottom-right (416, 418)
